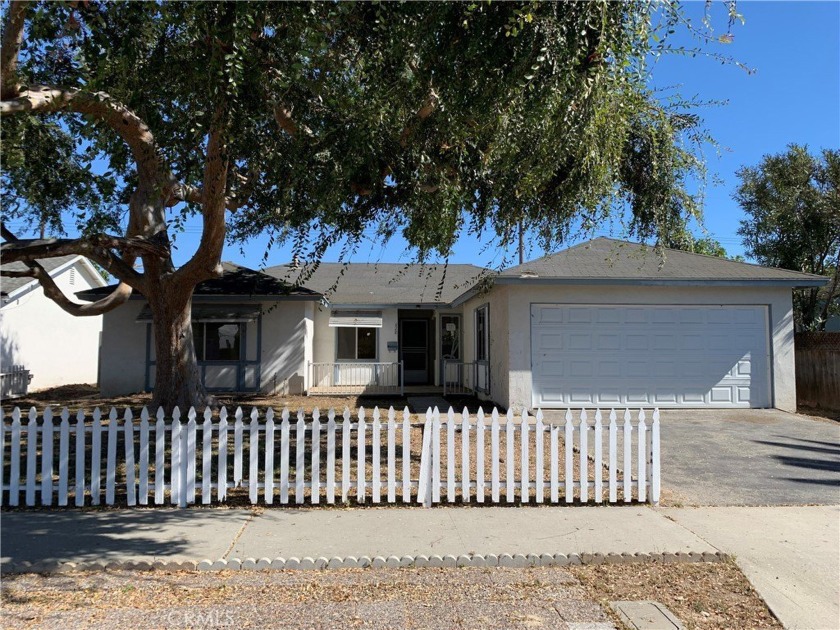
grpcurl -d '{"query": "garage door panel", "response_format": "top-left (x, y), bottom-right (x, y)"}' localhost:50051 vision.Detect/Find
top-left (531, 304), bottom-right (770, 408)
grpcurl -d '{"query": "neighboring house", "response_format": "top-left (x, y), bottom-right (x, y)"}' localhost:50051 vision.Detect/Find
top-left (1, 255), bottom-right (107, 393)
top-left (83, 238), bottom-right (827, 412)
top-left (78, 263), bottom-right (320, 397)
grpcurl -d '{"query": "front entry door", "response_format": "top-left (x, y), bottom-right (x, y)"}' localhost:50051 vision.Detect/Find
top-left (400, 319), bottom-right (429, 385)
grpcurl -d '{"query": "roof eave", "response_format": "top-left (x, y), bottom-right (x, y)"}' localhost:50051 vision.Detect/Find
top-left (494, 276), bottom-right (829, 288)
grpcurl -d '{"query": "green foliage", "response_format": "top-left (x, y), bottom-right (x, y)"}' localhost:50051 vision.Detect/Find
top-left (664, 230), bottom-right (730, 258)
top-left (735, 145), bottom-right (840, 331)
top-left (1, 1), bottom-right (725, 263)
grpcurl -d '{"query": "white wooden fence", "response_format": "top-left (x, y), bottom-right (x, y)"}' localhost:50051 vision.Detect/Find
top-left (0, 406), bottom-right (659, 508)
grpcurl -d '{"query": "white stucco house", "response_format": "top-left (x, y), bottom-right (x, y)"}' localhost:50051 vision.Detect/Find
top-left (83, 238), bottom-right (827, 412)
top-left (1, 255), bottom-right (107, 395)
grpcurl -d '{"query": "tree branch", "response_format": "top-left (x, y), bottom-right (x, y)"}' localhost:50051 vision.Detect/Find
top-left (20, 262), bottom-right (133, 316)
top-left (0, 230), bottom-right (149, 290)
top-left (1, 225), bottom-right (135, 316)
top-left (173, 104), bottom-right (229, 284)
top-left (1, 86), bottom-right (162, 180)
top-left (1, 233), bottom-right (167, 263)
top-left (0, 0), bottom-right (29, 99)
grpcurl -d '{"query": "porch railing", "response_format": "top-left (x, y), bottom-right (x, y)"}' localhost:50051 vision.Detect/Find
top-left (0, 366), bottom-right (32, 400)
top-left (308, 362), bottom-right (404, 396)
top-left (442, 360), bottom-right (490, 396)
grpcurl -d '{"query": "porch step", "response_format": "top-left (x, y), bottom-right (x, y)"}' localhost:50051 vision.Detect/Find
top-left (406, 396), bottom-right (450, 414)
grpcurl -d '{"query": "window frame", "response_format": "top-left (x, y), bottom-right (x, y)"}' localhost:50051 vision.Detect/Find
top-left (193, 321), bottom-right (244, 363)
top-left (335, 326), bottom-right (379, 362)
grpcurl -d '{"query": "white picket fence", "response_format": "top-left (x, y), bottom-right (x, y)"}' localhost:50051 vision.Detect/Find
top-left (0, 406), bottom-right (659, 508)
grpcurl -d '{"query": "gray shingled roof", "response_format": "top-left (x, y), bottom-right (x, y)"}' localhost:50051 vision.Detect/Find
top-left (497, 237), bottom-right (828, 285)
top-left (1, 255), bottom-right (79, 296)
top-left (76, 262), bottom-right (320, 302)
top-left (266, 262), bottom-right (488, 305)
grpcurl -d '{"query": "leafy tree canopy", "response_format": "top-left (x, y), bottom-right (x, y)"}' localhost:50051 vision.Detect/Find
top-left (0, 0), bottom-right (737, 407)
top-left (735, 144), bottom-right (840, 331)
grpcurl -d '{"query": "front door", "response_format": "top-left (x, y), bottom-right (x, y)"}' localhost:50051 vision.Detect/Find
top-left (400, 319), bottom-right (429, 385)
top-left (440, 314), bottom-right (461, 384)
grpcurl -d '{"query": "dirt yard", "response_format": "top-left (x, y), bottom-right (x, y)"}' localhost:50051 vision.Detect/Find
top-left (0, 562), bottom-right (780, 630)
top-left (4, 384), bottom-right (496, 418)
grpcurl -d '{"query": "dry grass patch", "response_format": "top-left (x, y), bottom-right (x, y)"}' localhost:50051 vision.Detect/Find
top-left (571, 560), bottom-right (781, 630)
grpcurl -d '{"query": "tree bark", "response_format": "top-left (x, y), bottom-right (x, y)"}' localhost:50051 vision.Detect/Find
top-left (147, 285), bottom-right (211, 411)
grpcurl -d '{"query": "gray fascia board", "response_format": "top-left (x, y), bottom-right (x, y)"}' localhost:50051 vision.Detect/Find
top-left (492, 276), bottom-right (829, 288)
top-left (75, 291), bottom-right (322, 303)
top-left (323, 302), bottom-right (453, 309)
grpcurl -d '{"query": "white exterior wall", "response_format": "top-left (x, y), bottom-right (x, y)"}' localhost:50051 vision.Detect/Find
top-left (259, 300), bottom-right (312, 395)
top-left (502, 283), bottom-right (796, 413)
top-left (99, 301), bottom-right (151, 396)
top-left (1, 260), bottom-right (105, 391)
top-left (312, 305), bottom-right (400, 364)
top-left (461, 286), bottom-right (510, 406)
top-left (99, 300), bottom-right (314, 396)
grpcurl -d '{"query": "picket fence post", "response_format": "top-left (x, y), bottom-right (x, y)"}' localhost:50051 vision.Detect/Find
top-left (43, 407), bottom-right (55, 506)
top-left (250, 408), bottom-right (260, 505)
top-left (461, 408), bottom-right (470, 502)
top-left (623, 409), bottom-right (632, 502)
top-left (7, 408), bottom-right (20, 507)
top-left (140, 408), bottom-right (151, 506)
top-left (326, 409), bottom-right (336, 504)
top-left (637, 409), bottom-right (647, 503)
top-left (295, 410), bottom-right (305, 504)
top-left (372, 407), bottom-right (381, 504)
top-left (155, 407), bottom-right (165, 505)
top-left (535, 409), bottom-right (544, 504)
top-left (401, 407), bottom-right (411, 502)
top-left (312, 408), bottom-right (321, 504)
top-left (26, 408), bottom-right (38, 507)
top-left (505, 409), bottom-right (515, 503)
top-left (201, 408), bottom-right (212, 504)
top-left (265, 408), bottom-right (275, 505)
top-left (431, 407), bottom-right (441, 503)
top-left (281, 408), bottom-right (291, 503)
top-left (218, 407), bottom-right (229, 503)
top-left (593, 409), bottom-right (603, 504)
top-left (387, 407), bottom-right (396, 503)
top-left (520, 410), bottom-right (530, 503)
top-left (476, 408), bottom-right (485, 503)
top-left (417, 408), bottom-right (433, 507)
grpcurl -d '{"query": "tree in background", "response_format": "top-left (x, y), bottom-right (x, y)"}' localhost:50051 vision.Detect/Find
top-left (735, 145), bottom-right (840, 331)
top-left (1, 1), bottom-right (734, 408)
top-left (662, 230), bottom-right (728, 258)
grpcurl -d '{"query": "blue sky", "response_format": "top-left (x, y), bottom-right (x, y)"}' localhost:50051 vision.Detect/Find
top-left (221, 1), bottom-right (840, 269)
top-left (6, 1), bottom-right (840, 271)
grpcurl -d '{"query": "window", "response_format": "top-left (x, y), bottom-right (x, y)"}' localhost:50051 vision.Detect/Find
top-left (193, 322), bottom-right (241, 361)
top-left (475, 305), bottom-right (489, 361)
top-left (337, 327), bottom-right (377, 360)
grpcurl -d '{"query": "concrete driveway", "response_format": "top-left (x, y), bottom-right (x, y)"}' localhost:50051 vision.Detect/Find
top-left (658, 409), bottom-right (840, 506)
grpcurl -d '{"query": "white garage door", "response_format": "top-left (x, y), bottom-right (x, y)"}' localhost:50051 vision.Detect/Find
top-left (531, 304), bottom-right (771, 408)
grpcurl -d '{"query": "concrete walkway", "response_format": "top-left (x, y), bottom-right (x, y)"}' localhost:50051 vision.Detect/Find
top-left (2, 505), bottom-right (837, 629)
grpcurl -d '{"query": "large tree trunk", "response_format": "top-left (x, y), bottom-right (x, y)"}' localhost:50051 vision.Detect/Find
top-left (147, 286), bottom-right (211, 411)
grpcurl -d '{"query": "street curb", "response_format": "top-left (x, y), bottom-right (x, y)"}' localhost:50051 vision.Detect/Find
top-left (1, 550), bottom-right (728, 574)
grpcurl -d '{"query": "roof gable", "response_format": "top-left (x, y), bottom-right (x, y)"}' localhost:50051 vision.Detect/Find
top-left (1, 255), bottom-right (84, 297)
top-left (497, 237), bottom-right (827, 286)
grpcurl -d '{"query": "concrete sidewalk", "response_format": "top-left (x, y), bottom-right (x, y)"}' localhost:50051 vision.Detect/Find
top-left (1, 506), bottom-right (713, 567)
top-left (2, 505), bottom-right (837, 630)
top-left (664, 505), bottom-right (840, 630)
